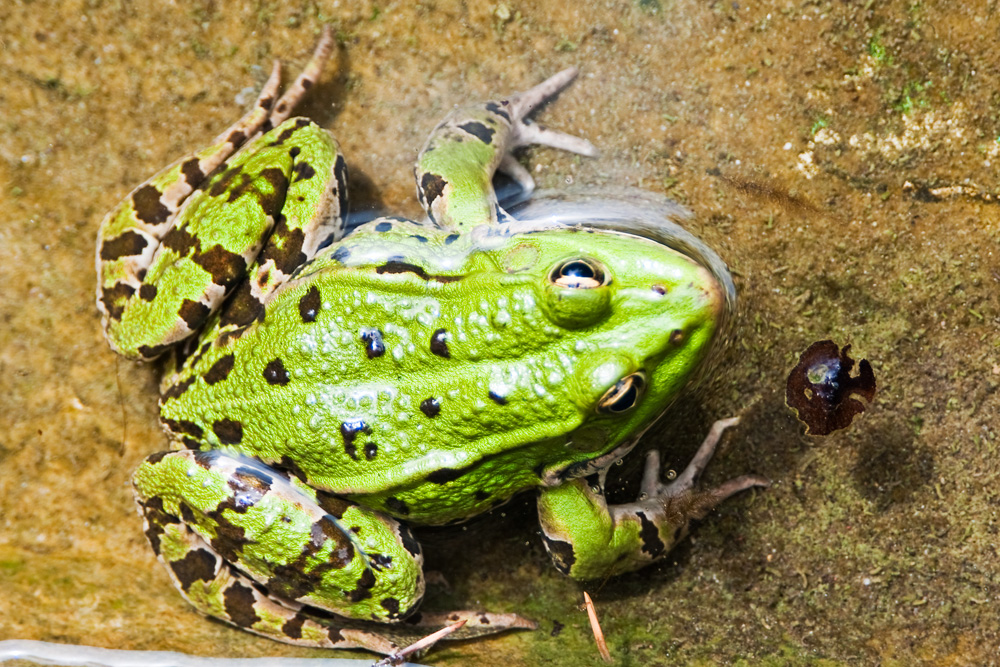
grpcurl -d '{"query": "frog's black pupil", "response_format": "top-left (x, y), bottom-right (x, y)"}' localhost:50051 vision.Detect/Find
top-left (609, 381), bottom-right (638, 412)
top-left (562, 260), bottom-right (595, 279)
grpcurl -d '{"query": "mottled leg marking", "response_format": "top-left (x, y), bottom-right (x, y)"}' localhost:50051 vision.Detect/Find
top-left (134, 450), bottom-right (423, 622)
top-left (414, 68), bottom-right (597, 231)
top-left (135, 450), bottom-right (534, 654)
top-left (97, 27), bottom-right (337, 360)
top-left (537, 417), bottom-right (769, 580)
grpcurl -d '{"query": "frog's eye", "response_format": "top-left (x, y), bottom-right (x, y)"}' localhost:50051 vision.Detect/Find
top-left (597, 372), bottom-right (646, 414)
top-left (549, 258), bottom-right (608, 289)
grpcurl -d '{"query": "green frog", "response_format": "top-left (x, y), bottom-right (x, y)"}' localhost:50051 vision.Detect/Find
top-left (96, 28), bottom-right (767, 657)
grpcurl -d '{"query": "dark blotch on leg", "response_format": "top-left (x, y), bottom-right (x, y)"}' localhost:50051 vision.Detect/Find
top-left (333, 154), bottom-right (349, 213)
top-left (381, 597), bottom-right (401, 619)
top-left (161, 376), bottom-right (195, 401)
top-left (138, 283), bottom-right (157, 301)
top-left (193, 245), bottom-right (247, 287)
top-left (161, 417), bottom-right (204, 439)
top-left (419, 172), bottom-right (448, 210)
top-left (459, 121), bottom-right (496, 144)
top-left (181, 158), bottom-right (205, 186)
top-left (100, 230), bottom-right (149, 260)
top-left (292, 161), bottom-right (316, 182)
top-left (178, 299), bottom-right (210, 330)
top-left (281, 614), bottom-right (306, 640)
top-left (169, 548), bottom-right (218, 591)
top-left (258, 213), bottom-right (306, 274)
top-left (219, 282), bottom-right (265, 329)
top-left (636, 511), bottom-right (665, 559)
top-left (132, 184), bottom-right (172, 225)
top-left (541, 534), bottom-right (576, 575)
top-left (485, 101), bottom-right (511, 121)
top-left (347, 568), bottom-right (377, 602)
top-left (223, 580), bottom-right (261, 628)
top-left (161, 226), bottom-right (199, 255)
top-left (398, 524), bottom-right (421, 557)
top-left (257, 167), bottom-right (290, 218)
top-left (100, 282), bottom-right (135, 320)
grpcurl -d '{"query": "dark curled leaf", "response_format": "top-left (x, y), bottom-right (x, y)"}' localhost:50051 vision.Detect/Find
top-left (786, 340), bottom-right (876, 436)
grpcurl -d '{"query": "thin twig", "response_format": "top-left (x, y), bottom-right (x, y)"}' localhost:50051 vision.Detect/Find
top-left (374, 620), bottom-right (467, 667)
top-left (583, 592), bottom-right (612, 662)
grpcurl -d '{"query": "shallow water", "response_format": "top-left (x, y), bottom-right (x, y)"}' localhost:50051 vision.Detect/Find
top-left (1, 1), bottom-right (998, 665)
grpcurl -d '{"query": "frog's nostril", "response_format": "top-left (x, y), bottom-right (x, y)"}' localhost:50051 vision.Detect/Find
top-left (651, 284), bottom-right (667, 296)
top-left (669, 328), bottom-right (685, 345)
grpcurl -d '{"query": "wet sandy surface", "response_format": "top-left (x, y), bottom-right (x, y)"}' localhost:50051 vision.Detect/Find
top-left (1, 0), bottom-right (999, 664)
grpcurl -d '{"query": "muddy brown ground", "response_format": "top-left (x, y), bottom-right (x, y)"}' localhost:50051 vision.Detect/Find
top-left (2, 1), bottom-right (999, 665)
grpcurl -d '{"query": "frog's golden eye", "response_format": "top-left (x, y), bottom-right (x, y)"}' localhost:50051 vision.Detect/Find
top-left (597, 372), bottom-right (646, 414)
top-left (550, 258), bottom-right (608, 289)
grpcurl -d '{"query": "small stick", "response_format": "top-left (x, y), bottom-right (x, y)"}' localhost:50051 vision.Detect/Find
top-left (583, 591), bottom-right (612, 663)
top-left (374, 620), bottom-right (467, 667)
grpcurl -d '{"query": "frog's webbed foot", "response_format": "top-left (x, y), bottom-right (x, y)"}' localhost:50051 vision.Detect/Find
top-left (537, 417), bottom-right (768, 580)
top-left (638, 417), bottom-right (770, 531)
top-left (497, 68), bottom-right (598, 194)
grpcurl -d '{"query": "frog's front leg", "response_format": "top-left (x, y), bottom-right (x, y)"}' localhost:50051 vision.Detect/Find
top-left (415, 68), bottom-right (597, 230)
top-left (537, 418), bottom-right (769, 580)
top-left (97, 29), bottom-right (342, 361)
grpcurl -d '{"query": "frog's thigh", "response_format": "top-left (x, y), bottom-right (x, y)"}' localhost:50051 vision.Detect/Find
top-left (133, 450), bottom-right (423, 626)
top-left (537, 476), bottom-right (684, 580)
top-left (103, 119), bottom-right (347, 360)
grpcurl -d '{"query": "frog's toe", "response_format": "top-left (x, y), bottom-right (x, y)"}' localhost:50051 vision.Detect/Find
top-left (642, 416), bottom-right (769, 515)
top-left (508, 67), bottom-right (581, 120)
top-left (503, 67), bottom-right (597, 158)
top-left (498, 153), bottom-right (536, 193)
top-left (512, 122), bottom-right (598, 157)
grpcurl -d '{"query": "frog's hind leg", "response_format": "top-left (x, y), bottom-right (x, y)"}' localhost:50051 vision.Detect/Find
top-left (97, 27), bottom-right (337, 361)
top-left (134, 450), bottom-right (532, 654)
top-left (134, 449), bottom-right (422, 651)
top-left (415, 68), bottom-right (597, 231)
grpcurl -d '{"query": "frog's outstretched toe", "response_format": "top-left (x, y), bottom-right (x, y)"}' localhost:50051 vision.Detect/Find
top-left (504, 68), bottom-right (598, 159)
top-left (641, 416), bottom-right (768, 520)
top-left (508, 67), bottom-right (581, 120)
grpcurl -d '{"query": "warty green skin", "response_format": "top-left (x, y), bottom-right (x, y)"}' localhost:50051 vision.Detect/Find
top-left (95, 31), bottom-right (766, 658)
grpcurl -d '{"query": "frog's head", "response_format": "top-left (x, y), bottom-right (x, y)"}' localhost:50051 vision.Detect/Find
top-left (490, 191), bottom-right (736, 475)
top-left (496, 227), bottom-right (726, 468)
